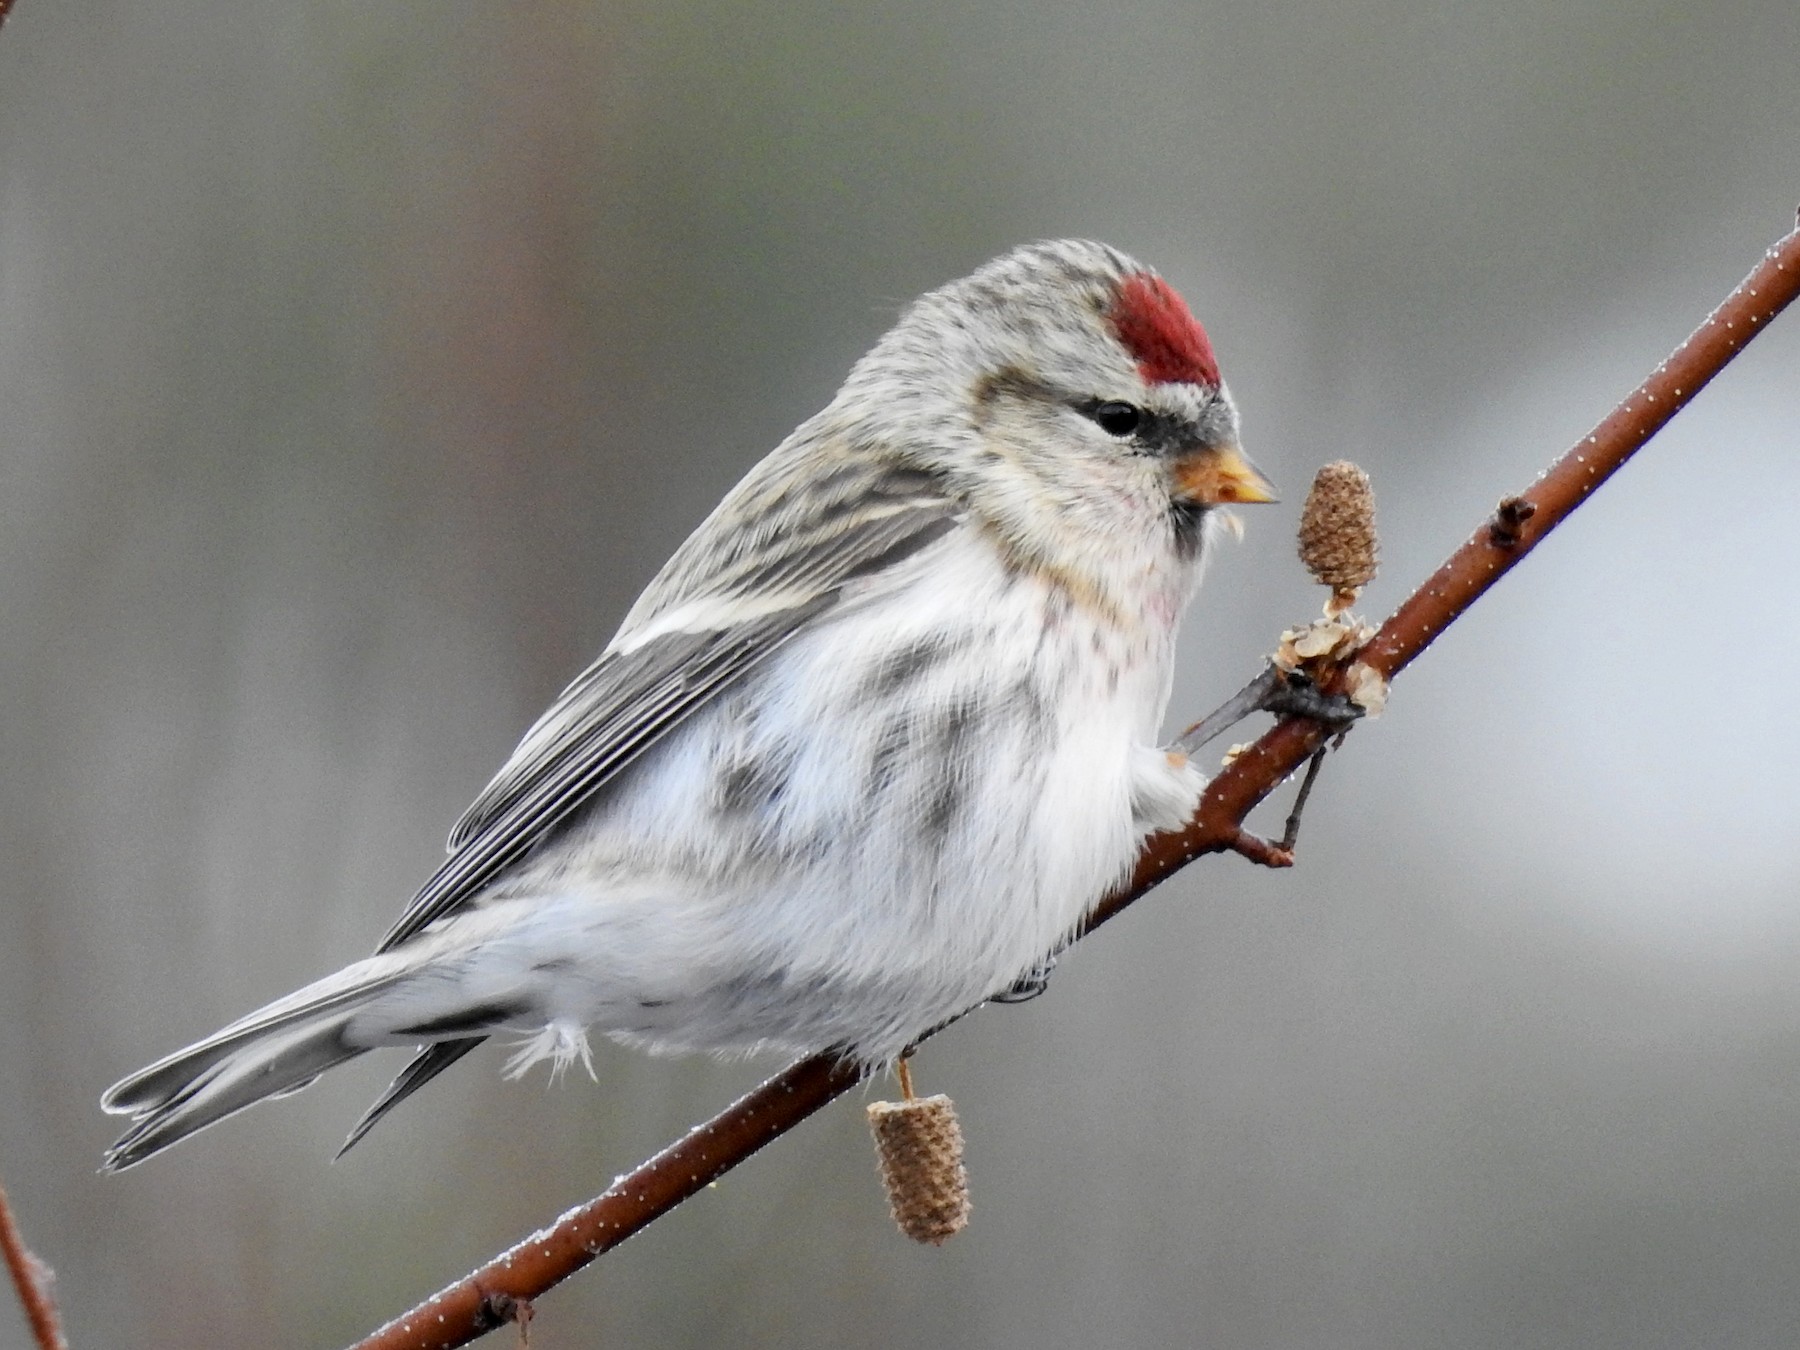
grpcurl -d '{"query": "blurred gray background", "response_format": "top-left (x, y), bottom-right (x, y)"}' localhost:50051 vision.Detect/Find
top-left (3, 2), bottom-right (1799, 1347)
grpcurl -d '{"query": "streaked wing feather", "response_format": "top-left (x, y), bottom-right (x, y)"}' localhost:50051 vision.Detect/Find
top-left (446, 467), bottom-right (956, 857)
top-left (379, 485), bottom-right (959, 952)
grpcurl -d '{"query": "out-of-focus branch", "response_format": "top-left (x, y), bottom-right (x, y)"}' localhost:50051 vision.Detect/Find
top-left (0, 1178), bottom-right (69, 1350)
top-left (0, 6), bottom-right (66, 1337)
top-left (351, 217), bottom-right (1800, 1350)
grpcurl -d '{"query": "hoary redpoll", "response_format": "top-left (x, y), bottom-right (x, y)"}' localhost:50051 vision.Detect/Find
top-left (101, 239), bottom-right (1275, 1170)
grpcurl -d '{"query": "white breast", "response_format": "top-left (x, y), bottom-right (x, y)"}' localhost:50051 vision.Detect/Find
top-left (493, 526), bottom-right (1199, 1064)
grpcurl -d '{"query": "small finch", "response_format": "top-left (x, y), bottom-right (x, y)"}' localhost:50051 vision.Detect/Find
top-left (101, 240), bottom-right (1276, 1170)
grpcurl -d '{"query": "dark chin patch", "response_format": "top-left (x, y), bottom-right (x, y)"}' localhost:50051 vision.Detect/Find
top-left (1109, 273), bottom-right (1221, 388)
top-left (1170, 498), bottom-right (1209, 558)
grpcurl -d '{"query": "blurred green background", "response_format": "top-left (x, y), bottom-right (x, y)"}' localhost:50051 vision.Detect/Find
top-left (4, 2), bottom-right (1800, 1346)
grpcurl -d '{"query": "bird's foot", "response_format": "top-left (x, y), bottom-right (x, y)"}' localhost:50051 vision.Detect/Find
top-left (1173, 664), bottom-right (1363, 756)
top-left (991, 954), bottom-right (1058, 1004)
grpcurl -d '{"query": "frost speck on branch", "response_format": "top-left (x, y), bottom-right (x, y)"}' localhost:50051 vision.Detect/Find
top-left (349, 217), bottom-right (1800, 1350)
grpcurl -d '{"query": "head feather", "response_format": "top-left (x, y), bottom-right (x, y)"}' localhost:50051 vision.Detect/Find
top-left (1107, 272), bottom-right (1221, 388)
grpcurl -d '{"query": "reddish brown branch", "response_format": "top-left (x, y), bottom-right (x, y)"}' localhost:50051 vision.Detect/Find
top-left (351, 218), bottom-right (1800, 1350)
top-left (357, 1057), bottom-right (862, 1349)
top-left (1121, 216), bottom-right (1800, 898)
top-left (0, 1178), bottom-right (69, 1350)
top-left (0, 19), bottom-right (62, 1350)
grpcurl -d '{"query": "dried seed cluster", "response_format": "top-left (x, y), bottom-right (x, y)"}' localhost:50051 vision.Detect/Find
top-left (867, 1094), bottom-right (971, 1245)
top-left (1298, 460), bottom-right (1379, 615)
top-left (1272, 615), bottom-right (1388, 718)
top-left (1273, 461), bottom-right (1389, 720)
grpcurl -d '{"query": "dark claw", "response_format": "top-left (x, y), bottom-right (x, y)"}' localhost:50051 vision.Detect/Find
top-left (991, 955), bottom-right (1057, 1004)
top-left (1263, 670), bottom-right (1364, 729)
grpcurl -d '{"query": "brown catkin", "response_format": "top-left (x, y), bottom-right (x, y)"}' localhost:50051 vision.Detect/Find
top-left (1298, 460), bottom-right (1379, 608)
top-left (867, 1095), bottom-right (970, 1244)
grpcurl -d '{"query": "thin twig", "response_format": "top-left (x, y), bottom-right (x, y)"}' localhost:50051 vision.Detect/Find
top-left (351, 216), bottom-right (1800, 1350)
top-left (0, 1178), bottom-right (69, 1350)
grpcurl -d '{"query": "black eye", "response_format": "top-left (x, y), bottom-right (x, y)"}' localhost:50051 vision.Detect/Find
top-left (1091, 401), bottom-right (1143, 437)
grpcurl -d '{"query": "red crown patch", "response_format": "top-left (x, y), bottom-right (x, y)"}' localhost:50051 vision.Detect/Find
top-left (1108, 272), bottom-right (1221, 388)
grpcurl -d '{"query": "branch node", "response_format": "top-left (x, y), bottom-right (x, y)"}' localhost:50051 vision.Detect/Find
top-left (1228, 829), bottom-right (1295, 869)
top-left (474, 1288), bottom-right (522, 1333)
top-left (1488, 495), bottom-right (1538, 547)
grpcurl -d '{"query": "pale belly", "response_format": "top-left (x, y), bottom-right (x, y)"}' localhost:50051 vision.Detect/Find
top-left (484, 533), bottom-right (1196, 1064)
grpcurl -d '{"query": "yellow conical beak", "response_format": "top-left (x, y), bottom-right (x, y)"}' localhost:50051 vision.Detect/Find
top-left (1172, 443), bottom-right (1278, 506)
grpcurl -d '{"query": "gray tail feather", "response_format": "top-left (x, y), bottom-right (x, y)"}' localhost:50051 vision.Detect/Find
top-left (335, 1037), bottom-right (486, 1159)
top-left (101, 952), bottom-right (425, 1171)
top-left (101, 1012), bottom-right (372, 1171)
top-left (101, 938), bottom-right (537, 1169)
top-left (101, 972), bottom-right (402, 1120)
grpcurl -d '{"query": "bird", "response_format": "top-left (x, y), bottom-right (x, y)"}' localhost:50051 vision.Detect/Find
top-left (100, 239), bottom-right (1276, 1171)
